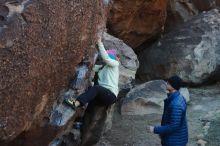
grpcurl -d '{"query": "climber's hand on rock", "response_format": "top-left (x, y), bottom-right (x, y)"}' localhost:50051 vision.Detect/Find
top-left (97, 31), bottom-right (103, 43)
top-left (98, 36), bottom-right (102, 43)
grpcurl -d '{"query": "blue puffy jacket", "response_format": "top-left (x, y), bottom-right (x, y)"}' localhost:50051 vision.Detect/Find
top-left (154, 91), bottom-right (188, 146)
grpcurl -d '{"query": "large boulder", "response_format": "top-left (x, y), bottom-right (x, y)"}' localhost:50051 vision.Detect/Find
top-left (165, 0), bottom-right (220, 32)
top-left (137, 9), bottom-right (220, 84)
top-left (107, 0), bottom-right (167, 48)
top-left (80, 101), bottom-right (114, 146)
top-left (102, 32), bottom-right (139, 90)
top-left (121, 80), bottom-right (190, 115)
top-left (0, 0), bottom-right (107, 145)
top-left (165, 0), bottom-right (198, 32)
top-left (192, 0), bottom-right (220, 11)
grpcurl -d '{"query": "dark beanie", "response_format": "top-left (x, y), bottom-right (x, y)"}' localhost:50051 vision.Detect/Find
top-left (166, 75), bottom-right (183, 90)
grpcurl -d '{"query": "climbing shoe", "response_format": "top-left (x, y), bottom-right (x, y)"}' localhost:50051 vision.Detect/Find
top-left (64, 97), bottom-right (76, 110)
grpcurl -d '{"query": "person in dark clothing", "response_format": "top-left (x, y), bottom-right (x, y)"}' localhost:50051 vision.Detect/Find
top-left (147, 75), bottom-right (188, 146)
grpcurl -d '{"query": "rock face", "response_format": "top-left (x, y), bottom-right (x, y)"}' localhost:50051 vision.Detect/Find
top-left (107, 0), bottom-right (167, 48)
top-left (137, 9), bottom-right (220, 84)
top-left (0, 0), bottom-right (107, 145)
top-left (192, 0), bottom-right (220, 11)
top-left (121, 80), bottom-right (166, 115)
top-left (102, 32), bottom-right (139, 89)
top-left (80, 101), bottom-right (112, 146)
top-left (165, 0), bottom-right (220, 32)
top-left (165, 0), bottom-right (198, 32)
top-left (121, 80), bottom-right (190, 115)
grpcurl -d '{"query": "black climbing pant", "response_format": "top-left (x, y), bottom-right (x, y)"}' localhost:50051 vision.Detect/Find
top-left (77, 85), bottom-right (117, 106)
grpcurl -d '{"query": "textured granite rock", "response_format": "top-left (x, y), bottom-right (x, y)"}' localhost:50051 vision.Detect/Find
top-left (107, 0), bottom-right (167, 48)
top-left (138, 9), bottom-right (220, 84)
top-left (121, 80), bottom-right (190, 115)
top-left (0, 0), bottom-right (107, 145)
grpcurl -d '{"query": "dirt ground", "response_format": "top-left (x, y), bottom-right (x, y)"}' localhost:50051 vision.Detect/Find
top-left (97, 84), bottom-right (220, 146)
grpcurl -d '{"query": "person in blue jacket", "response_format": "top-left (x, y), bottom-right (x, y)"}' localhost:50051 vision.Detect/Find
top-left (147, 75), bottom-right (188, 146)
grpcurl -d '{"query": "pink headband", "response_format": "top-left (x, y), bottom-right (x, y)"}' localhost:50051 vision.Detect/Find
top-left (107, 49), bottom-right (117, 56)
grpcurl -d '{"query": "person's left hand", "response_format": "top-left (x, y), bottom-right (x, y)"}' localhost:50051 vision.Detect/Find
top-left (146, 125), bottom-right (154, 133)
